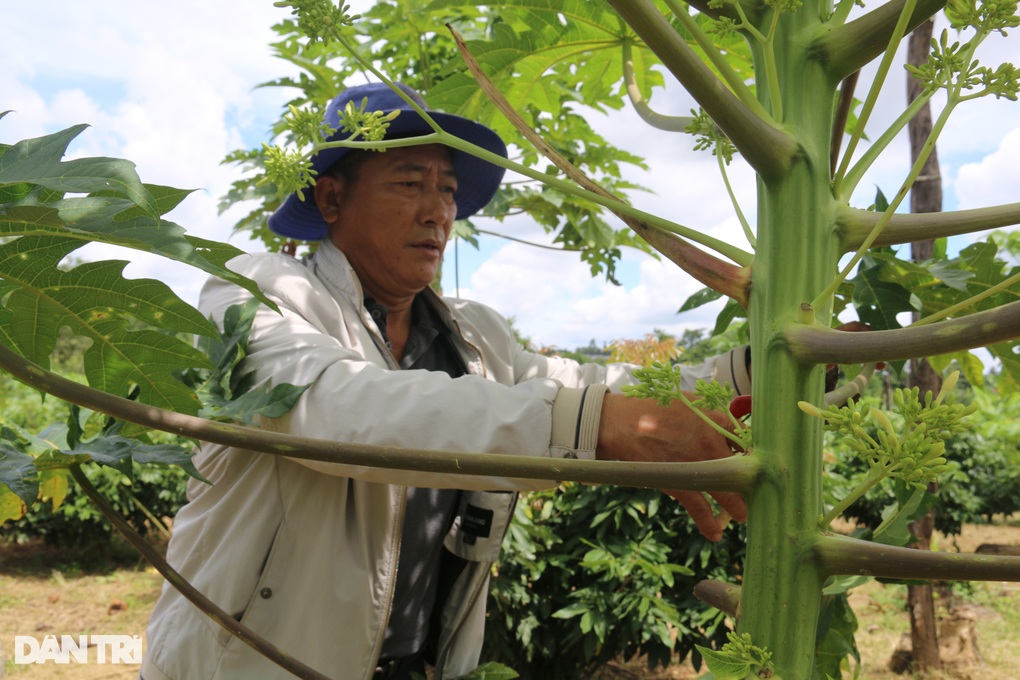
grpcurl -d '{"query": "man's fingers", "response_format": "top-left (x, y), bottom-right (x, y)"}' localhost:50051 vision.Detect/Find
top-left (711, 490), bottom-right (747, 523)
top-left (670, 490), bottom-right (723, 542)
top-left (665, 489), bottom-right (747, 541)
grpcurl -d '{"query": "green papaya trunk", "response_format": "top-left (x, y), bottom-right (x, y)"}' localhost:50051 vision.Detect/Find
top-left (740, 5), bottom-right (844, 674)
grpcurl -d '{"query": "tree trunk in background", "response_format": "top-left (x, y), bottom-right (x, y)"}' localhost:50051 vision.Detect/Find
top-left (906, 17), bottom-right (943, 674)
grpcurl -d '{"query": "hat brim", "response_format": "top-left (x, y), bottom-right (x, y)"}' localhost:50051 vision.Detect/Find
top-left (268, 110), bottom-right (507, 241)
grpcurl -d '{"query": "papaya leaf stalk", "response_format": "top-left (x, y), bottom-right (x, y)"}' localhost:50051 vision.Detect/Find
top-left (0, 339), bottom-right (761, 494)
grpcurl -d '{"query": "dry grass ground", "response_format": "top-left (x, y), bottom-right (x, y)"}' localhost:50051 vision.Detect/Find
top-left (0, 541), bottom-right (161, 679)
top-left (1, 519), bottom-right (1017, 679)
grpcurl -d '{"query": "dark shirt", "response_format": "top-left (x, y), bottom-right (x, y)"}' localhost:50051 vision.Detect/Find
top-left (368, 294), bottom-right (466, 663)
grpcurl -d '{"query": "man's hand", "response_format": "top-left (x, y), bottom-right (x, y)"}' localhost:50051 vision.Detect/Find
top-left (596, 393), bottom-right (747, 542)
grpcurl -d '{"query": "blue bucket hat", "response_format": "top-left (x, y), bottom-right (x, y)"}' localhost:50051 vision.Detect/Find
top-left (268, 82), bottom-right (508, 241)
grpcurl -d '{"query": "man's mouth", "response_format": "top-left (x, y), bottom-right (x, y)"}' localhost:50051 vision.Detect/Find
top-left (412, 240), bottom-right (443, 254)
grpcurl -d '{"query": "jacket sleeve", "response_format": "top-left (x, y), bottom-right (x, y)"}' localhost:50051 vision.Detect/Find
top-left (199, 254), bottom-right (749, 491)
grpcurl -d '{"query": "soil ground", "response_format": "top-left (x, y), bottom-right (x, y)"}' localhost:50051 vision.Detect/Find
top-left (1, 518), bottom-right (1018, 679)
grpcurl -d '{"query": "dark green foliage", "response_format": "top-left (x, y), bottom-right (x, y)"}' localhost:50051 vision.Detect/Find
top-left (177, 298), bottom-right (311, 425)
top-left (846, 240), bottom-right (1020, 391)
top-left (484, 483), bottom-right (744, 678)
top-left (813, 590), bottom-right (860, 679)
top-left (0, 386), bottom-right (197, 549)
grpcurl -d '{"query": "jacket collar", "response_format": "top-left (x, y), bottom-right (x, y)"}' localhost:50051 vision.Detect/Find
top-left (308, 239), bottom-right (364, 304)
top-left (309, 239), bottom-right (460, 336)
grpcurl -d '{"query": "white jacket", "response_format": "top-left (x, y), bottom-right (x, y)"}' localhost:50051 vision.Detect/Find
top-left (141, 242), bottom-right (750, 680)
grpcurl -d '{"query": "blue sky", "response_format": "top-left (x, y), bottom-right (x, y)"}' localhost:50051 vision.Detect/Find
top-left (3, 1), bottom-right (1018, 351)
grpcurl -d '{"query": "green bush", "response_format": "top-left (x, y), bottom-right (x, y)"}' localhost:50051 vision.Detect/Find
top-left (824, 400), bottom-right (1020, 537)
top-left (2, 368), bottom-right (192, 551)
top-left (484, 483), bottom-right (744, 678)
top-left (1, 461), bottom-right (190, 550)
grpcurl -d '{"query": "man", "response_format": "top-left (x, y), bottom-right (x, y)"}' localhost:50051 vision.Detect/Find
top-left (142, 82), bottom-right (751, 680)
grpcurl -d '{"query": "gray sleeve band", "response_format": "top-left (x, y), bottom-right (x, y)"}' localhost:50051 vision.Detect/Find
top-left (550, 384), bottom-right (610, 461)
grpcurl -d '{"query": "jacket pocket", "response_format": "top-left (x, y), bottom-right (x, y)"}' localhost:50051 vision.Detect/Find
top-left (215, 520), bottom-right (290, 649)
top-left (442, 490), bottom-right (515, 563)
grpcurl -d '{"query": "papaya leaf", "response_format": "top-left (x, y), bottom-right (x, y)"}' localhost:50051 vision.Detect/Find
top-left (0, 123), bottom-right (277, 310)
top-left (0, 124), bottom-right (158, 215)
top-left (872, 485), bottom-right (936, 547)
top-left (71, 435), bottom-right (208, 484)
top-left (0, 401), bottom-right (205, 522)
top-left (430, 0), bottom-right (751, 133)
top-left (695, 646), bottom-right (752, 679)
top-left (0, 123), bottom-right (285, 413)
top-left (0, 484), bottom-right (26, 524)
top-left (814, 592), bottom-right (860, 680)
top-left (0, 442), bottom-right (38, 505)
top-left (63, 406), bottom-right (209, 484)
top-left (927, 258), bottom-right (975, 292)
top-left (680, 286), bottom-right (724, 312)
top-left (0, 235), bottom-right (211, 413)
top-left (989, 340), bottom-right (1020, 393)
top-left (851, 256), bottom-right (915, 331)
top-left (712, 298), bottom-right (745, 337)
top-left (1, 419), bottom-right (80, 464)
top-left (209, 382), bottom-right (311, 424)
top-left (860, 239), bottom-right (1019, 383)
top-left (32, 449), bottom-right (93, 472)
top-left (930, 350), bottom-right (985, 388)
top-left (696, 632), bottom-right (774, 679)
top-left (37, 468), bottom-right (70, 511)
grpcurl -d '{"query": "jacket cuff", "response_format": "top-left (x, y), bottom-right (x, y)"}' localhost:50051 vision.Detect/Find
top-left (713, 346), bottom-right (752, 396)
top-left (550, 385), bottom-right (609, 461)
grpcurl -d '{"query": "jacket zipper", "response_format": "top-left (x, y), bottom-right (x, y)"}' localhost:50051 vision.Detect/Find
top-left (434, 565), bottom-right (490, 680)
top-left (361, 302), bottom-right (409, 679)
top-left (365, 487), bottom-right (407, 680)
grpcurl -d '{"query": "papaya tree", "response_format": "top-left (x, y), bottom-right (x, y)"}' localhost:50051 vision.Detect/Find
top-left (2, 1), bottom-right (1020, 680)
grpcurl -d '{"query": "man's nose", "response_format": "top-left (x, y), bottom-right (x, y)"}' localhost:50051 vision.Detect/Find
top-left (419, 185), bottom-right (456, 224)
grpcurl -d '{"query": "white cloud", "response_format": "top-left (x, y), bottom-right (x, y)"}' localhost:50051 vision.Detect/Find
top-left (953, 127), bottom-right (1020, 210)
top-left (456, 233), bottom-right (597, 345)
top-left (570, 255), bottom-right (724, 339)
top-left (458, 232), bottom-right (723, 349)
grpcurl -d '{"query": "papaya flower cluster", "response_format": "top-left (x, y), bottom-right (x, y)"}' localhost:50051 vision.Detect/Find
top-left (909, 0), bottom-right (1020, 101)
top-left (262, 0), bottom-right (402, 202)
top-left (798, 371), bottom-right (977, 489)
top-left (260, 97), bottom-right (400, 202)
top-left (272, 0), bottom-right (359, 45)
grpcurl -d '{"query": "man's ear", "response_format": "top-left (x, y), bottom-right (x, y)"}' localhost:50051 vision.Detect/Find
top-left (313, 175), bottom-right (345, 224)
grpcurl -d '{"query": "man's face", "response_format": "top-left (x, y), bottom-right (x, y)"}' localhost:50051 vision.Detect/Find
top-left (322, 144), bottom-right (458, 305)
